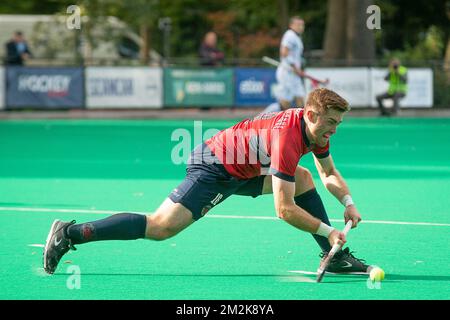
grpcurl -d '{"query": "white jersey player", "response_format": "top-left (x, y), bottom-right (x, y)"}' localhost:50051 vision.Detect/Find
top-left (262, 17), bottom-right (306, 114)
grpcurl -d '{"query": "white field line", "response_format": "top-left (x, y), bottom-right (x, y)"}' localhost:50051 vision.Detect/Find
top-left (287, 270), bottom-right (368, 276)
top-left (0, 206), bottom-right (449, 227)
top-left (288, 270), bottom-right (317, 275)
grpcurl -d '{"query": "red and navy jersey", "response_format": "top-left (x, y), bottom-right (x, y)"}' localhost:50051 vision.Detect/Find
top-left (205, 108), bottom-right (330, 182)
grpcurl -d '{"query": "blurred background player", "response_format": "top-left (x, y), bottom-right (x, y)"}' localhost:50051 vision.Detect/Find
top-left (198, 31), bottom-right (225, 67)
top-left (262, 74), bottom-right (327, 114)
top-left (262, 17), bottom-right (306, 114)
top-left (4, 31), bottom-right (32, 66)
top-left (376, 58), bottom-right (408, 116)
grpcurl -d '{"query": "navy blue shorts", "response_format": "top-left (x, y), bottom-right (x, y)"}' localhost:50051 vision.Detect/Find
top-left (168, 143), bottom-right (265, 220)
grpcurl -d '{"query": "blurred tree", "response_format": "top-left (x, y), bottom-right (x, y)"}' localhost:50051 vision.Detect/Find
top-left (118, 0), bottom-right (160, 64)
top-left (389, 26), bottom-right (445, 62)
top-left (0, 0), bottom-right (447, 66)
top-left (157, 0), bottom-right (222, 61)
top-left (346, 0), bottom-right (375, 64)
top-left (278, 0), bottom-right (289, 30)
top-left (210, 0), bottom-right (280, 61)
top-left (445, 2), bottom-right (450, 77)
top-left (324, 0), bottom-right (375, 64)
top-left (0, 0), bottom-right (73, 14)
top-left (323, 0), bottom-right (347, 62)
top-left (27, 1), bottom-right (133, 65)
top-left (376, 0), bottom-right (449, 61)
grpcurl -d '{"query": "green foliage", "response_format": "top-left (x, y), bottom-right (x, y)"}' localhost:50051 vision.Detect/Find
top-left (157, 0), bottom-right (219, 59)
top-left (0, 0), bottom-right (448, 63)
top-left (376, 0), bottom-right (449, 57)
top-left (383, 26), bottom-right (446, 63)
top-left (0, 0), bottom-right (72, 14)
top-left (228, 0), bottom-right (279, 32)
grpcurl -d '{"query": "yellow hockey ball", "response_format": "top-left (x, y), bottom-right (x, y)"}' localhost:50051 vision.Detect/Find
top-left (369, 267), bottom-right (385, 282)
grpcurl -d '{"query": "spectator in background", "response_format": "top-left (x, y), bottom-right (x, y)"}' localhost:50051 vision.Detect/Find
top-left (199, 31), bottom-right (225, 66)
top-left (5, 31), bottom-right (32, 66)
top-left (376, 58), bottom-right (408, 116)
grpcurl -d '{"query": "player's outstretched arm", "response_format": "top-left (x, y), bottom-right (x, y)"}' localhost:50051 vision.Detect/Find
top-left (271, 175), bottom-right (346, 246)
top-left (314, 155), bottom-right (362, 228)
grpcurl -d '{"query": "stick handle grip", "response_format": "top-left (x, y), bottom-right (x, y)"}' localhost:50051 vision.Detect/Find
top-left (316, 221), bottom-right (353, 282)
top-left (343, 220), bottom-right (353, 235)
top-left (328, 220), bottom-right (353, 254)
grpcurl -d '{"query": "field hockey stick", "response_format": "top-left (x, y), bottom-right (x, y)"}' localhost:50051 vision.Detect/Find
top-left (262, 56), bottom-right (329, 85)
top-left (316, 220), bottom-right (353, 283)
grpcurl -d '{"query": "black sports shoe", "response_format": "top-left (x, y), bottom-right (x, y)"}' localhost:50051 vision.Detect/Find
top-left (320, 247), bottom-right (370, 274)
top-left (43, 220), bottom-right (76, 274)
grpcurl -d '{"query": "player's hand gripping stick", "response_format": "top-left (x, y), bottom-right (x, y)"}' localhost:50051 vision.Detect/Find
top-left (316, 220), bottom-right (353, 283)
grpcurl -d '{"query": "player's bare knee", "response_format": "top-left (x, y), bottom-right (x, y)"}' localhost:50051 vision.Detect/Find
top-left (295, 166), bottom-right (313, 183)
top-left (147, 225), bottom-right (176, 241)
top-left (151, 229), bottom-right (174, 241)
top-left (294, 166), bottom-right (314, 196)
top-left (145, 215), bottom-right (176, 241)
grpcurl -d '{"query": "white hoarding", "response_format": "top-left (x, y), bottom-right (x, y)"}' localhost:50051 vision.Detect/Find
top-left (370, 68), bottom-right (433, 108)
top-left (86, 67), bottom-right (163, 108)
top-left (305, 68), bottom-right (372, 107)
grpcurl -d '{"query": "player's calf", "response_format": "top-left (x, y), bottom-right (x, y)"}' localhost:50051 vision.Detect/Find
top-left (66, 213), bottom-right (147, 244)
top-left (43, 213), bottom-right (148, 274)
top-left (293, 167), bottom-right (332, 253)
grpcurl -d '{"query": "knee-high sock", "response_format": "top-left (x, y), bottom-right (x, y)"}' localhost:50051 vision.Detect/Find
top-left (294, 189), bottom-right (332, 252)
top-left (65, 213), bottom-right (147, 245)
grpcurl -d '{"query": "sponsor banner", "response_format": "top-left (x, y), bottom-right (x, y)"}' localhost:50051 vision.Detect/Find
top-left (6, 67), bottom-right (84, 109)
top-left (234, 68), bottom-right (277, 106)
top-left (164, 68), bottom-right (234, 107)
top-left (0, 67), bottom-right (4, 110)
top-left (86, 67), bottom-right (163, 108)
top-left (305, 68), bottom-right (372, 107)
top-left (370, 68), bottom-right (433, 108)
